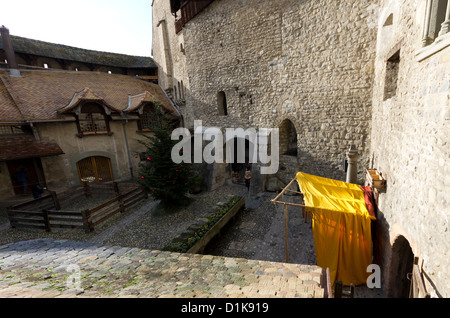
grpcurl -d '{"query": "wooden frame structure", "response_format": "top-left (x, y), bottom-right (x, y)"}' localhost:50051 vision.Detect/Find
top-left (270, 177), bottom-right (311, 263)
top-left (271, 175), bottom-right (357, 298)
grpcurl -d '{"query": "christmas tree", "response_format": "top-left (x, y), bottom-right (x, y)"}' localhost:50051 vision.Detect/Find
top-left (137, 103), bottom-right (197, 207)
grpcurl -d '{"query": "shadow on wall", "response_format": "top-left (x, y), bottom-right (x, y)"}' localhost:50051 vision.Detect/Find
top-left (373, 208), bottom-right (443, 298)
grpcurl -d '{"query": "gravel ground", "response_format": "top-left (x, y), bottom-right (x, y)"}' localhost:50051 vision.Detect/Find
top-left (103, 185), bottom-right (246, 250)
top-left (0, 185), bottom-right (246, 249)
top-left (205, 192), bottom-right (316, 264)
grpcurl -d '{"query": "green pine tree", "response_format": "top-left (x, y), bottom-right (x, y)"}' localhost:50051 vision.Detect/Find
top-left (137, 104), bottom-right (197, 208)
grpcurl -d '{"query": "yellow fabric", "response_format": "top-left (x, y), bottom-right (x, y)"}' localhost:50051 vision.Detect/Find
top-left (296, 172), bottom-right (375, 286)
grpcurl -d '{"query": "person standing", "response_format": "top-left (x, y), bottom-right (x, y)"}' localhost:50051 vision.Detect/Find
top-left (13, 167), bottom-right (28, 195)
top-left (244, 164), bottom-right (251, 191)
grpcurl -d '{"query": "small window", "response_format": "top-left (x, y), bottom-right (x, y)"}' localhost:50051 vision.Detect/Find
top-left (138, 104), bottom-right (155, 131)
top-left (0, 125), bottom-right (27, 135)
top-left (383, 13), bottom-right (393, 26)
top-left (217, 91), bottom-right (228, 116)
top-left (77, 103), bottom-right (110, 135)
top-left (384, 50), bottom-right (400, 101)
top-left (43, 63), bottom-right (49, 69)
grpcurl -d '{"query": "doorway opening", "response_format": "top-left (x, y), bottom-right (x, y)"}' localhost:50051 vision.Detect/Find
top-left (388, 235), bottom-right (414, 297)
top-left (279, 119), bottom-right (298, 156)
top-left (7, 158), bottom-right (46, 195)
top-left (229, 137), bottom-right (251, 185)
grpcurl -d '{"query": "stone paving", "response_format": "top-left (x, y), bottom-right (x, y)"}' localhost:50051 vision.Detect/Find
top-left (0, 238), bottom-right (324, 298)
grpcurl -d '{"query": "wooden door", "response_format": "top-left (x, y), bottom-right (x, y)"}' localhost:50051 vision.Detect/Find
top-left (76, 156), bottom-right (113, 183)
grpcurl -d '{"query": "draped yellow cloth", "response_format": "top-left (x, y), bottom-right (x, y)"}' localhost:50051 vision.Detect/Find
top-left (296, 172), bottom-right (376, 286)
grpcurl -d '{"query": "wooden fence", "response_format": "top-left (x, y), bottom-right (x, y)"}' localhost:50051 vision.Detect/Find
top-left (7, 182), bottom-right (147, 233)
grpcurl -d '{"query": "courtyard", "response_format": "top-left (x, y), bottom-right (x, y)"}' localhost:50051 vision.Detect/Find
top-left (0, 182), bottom-right (385, 298)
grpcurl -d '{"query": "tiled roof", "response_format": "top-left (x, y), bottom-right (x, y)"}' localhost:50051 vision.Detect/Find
top-left (58, 87), bottom-right (122, 114)
top-left (124, 91), bottom-right (156, 113)
top-left (0, 135), bottom-right (64, 161)
top-left (0, 70), bottom-right (178, 122)
top-left (0, 34), bottom-right (156, 69)
top-left (0, 76), bottom-right (24, 122)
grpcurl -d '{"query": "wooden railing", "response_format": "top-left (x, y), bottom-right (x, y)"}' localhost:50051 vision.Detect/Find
top-left (7, 182), bottom-right (147, 233)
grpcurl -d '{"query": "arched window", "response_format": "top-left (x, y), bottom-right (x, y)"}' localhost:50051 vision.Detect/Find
top-left (217, 91), bottom-right (228, 116)
top-left (77, 102), bottom-right (110, 136)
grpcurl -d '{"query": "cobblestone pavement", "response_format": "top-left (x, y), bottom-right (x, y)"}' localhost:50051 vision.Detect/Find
top-left (206, 192), bottom-right (386, 298)
top-left (0, 238), bottom-right (324, 298)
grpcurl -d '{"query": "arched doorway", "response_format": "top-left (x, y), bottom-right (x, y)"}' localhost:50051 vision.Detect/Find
top-left (388, 235), bottom-right (414, 297)
top-left (279, 119), bottom-right (297, 156)
top-left (230, 137), bottom-right (251, 185)
top-left (76, 156), bottom-right (114, 183)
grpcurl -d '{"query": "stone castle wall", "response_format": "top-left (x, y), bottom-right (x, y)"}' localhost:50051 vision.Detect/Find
top-left (179, 0), bottom-right (379, 181)
top-left (151, 0), bottom-right (449, 297)
top-left (370, 0), bottom-right (449, 297)
top-left (151, 0), bottom-right (191, 122)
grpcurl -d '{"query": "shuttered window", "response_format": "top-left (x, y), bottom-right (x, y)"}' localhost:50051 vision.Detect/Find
top-left (76, 102), bottom-right (110, 136)
top-left (76, 156), bottom-right (113, 183)
top-left (138, 104), bottom-right (155, 131)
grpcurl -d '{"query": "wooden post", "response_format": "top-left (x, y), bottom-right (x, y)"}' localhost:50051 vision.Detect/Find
top-left (83, 182), bottom-right (92, 197)
top-left (284, 203), bottom-right (289, 263)
top-left (325, 267), bottom-right (332, 298)
top-left (119, 193), bottom-right (125, 213)
top-left (348, 284), bottom-right (355, 298)
top-left (50, 191), bottom-right (61, 210)
top-left (81, 209), bottom-right (91, 233)
top-left (113, 182), bottom-right (125, 212)
top-left (334, 280), bottom-right (343, 298)
top-left (113, 182), bottom-right (120, 195)
top-left (43, 209), bottom-right (51, 232)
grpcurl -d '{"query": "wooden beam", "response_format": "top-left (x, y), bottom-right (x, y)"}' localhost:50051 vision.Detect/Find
top-left (271, 200), bottom-right (307, 208)
top-left (271, 177), bottom-right (297, 202)
top-left (284, 203), bottom-right (289, 263)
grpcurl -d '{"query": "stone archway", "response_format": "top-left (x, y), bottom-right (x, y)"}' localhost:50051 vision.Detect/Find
top-left (279, 118), bottom-right (298, 156)
top-left (388, 235), bottom-right (414, 297)
top-left (229, 136), bottom-right (253, 185)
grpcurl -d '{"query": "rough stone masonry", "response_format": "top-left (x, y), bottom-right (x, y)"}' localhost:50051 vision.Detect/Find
top-left (176, 0), bottom-right (378, 182)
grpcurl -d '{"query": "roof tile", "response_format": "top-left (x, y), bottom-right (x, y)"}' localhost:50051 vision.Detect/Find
top-left (0, 70), bottom-right (177, 121)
